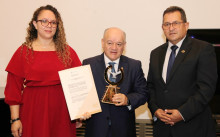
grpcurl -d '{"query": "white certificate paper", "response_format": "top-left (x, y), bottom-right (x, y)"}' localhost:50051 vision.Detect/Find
top-left (58, 65), bottom-right (102, 120)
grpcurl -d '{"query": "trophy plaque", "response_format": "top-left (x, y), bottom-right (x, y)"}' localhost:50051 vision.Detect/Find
top-left (101, 65), bottom-right (124, 104)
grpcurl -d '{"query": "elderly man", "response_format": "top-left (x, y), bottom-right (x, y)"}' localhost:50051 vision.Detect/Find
top-left (83, 27), bottom-right (148, 137)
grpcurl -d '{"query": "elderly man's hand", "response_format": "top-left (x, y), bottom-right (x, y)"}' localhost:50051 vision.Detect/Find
top-left (112, 93), bottom-right (128, 106)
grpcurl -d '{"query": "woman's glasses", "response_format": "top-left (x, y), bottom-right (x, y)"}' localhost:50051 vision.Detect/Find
top-left (36, 19), bottom-right (58, 28)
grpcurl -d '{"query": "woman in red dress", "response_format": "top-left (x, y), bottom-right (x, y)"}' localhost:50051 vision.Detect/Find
top-left (4, 5), bottom-right (88, 137)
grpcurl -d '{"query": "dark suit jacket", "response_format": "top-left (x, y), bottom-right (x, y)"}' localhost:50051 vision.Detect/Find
top-left (147, 36), bottom-right (217, 137)
top-left (82, 53), bottom-right (148, 137)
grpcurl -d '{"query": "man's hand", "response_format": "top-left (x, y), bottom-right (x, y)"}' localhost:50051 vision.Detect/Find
top-left (112, 93), bottom-right (128, 106)
top-left (165, 109), bottom-right (183, 125)
top-left (154, 109), bottom-right (172, 124)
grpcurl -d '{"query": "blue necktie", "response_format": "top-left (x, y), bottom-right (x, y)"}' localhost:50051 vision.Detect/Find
top-left (108, 62), bottom-right (116, 82)
top-left (166, 45), bottom-right (178, 82)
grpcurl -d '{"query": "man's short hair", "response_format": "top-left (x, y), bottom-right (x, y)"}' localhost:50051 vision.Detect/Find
top-left (163, 6), bottom-right (187, 22)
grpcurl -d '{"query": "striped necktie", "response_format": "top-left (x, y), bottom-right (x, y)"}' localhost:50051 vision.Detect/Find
top-left (108, 62), bottom-right (116, 82)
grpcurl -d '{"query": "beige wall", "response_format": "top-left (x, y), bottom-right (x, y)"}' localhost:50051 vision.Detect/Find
top-left (0, 0), bottom-right (220, 119)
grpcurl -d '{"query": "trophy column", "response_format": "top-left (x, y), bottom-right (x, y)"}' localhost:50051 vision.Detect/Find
top-left (101, 65), bottom-right (124, 104)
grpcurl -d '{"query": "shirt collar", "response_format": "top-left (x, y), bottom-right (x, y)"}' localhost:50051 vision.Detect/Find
top-left (104, 53), bottom-right (120, 67)
top-left (168, 36), bottom-right (186, 49)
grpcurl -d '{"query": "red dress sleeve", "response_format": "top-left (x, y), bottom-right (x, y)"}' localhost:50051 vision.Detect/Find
top-left (6, 46), bottom-right (27, 78)
top-left (4, 46), bottom-right (26, 105)
top-left (4, 72), bottom-right (24, 105)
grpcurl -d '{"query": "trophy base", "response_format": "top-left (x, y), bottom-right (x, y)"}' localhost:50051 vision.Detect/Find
top-left (101, 85), bottom-right (120, 104)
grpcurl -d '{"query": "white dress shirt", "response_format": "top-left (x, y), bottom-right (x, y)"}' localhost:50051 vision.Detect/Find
top-left (162, 37), bottom-right (186, 83)
top-left (104, 54), bottom-right (120, 77)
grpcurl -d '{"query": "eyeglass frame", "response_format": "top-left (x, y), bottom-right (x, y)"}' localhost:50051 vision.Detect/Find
top-left (36, 19), bottom-right (58, 28)
top-left (162, 21), bottom-right (186, 29)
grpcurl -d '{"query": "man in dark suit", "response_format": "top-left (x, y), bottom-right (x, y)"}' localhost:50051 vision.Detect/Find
top-left (83, 27), bottom-right (148, 137)
top-left (147, 6), bottom-right (217, 137)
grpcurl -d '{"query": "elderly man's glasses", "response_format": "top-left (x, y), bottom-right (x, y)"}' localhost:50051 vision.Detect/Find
top-left (36, 19), bottom-right (58, 28)
top-left (162, 21), bottom-right (185, 29)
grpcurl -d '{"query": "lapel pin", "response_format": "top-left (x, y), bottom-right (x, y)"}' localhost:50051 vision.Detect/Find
top-left (181, 50), bottom-right (185, 53)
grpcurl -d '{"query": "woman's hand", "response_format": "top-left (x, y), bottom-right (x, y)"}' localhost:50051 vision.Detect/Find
top-left (76, 120), bottom-right (83, 128)
top-left (10, 105), bottom-right (21, 137)
top-left (79, 112), bottom-right (91, 121)
top-left (76, 112), bottom-right (92, 128)
top-left (11, 120), bottom-right (22, 137)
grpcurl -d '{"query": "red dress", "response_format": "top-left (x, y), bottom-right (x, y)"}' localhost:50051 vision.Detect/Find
top-left (4, 45), bottom-right (81, 137)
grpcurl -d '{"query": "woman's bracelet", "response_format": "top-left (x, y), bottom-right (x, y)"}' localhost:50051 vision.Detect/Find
top-left (10, 118), bottom-right (20, 124)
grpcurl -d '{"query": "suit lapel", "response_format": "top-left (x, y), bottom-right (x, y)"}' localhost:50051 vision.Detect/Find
top-left (167, 36), bottom-right (192, 83)
top-left (97, 53), bottom-right (108, 87)
top-left (118, 56), bottom-right (128, 87)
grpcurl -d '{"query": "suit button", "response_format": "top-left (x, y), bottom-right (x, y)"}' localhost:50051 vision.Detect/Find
top-left (106, 117), bottom-right (111, 126)
top-left (164, 90), bottom-right (168, 93)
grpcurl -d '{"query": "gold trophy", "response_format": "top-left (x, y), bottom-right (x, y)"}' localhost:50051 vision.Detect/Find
top-left (101, 65), bottom-right (124, 104)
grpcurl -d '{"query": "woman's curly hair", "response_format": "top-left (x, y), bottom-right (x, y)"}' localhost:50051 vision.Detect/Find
top-left (23, 5), bottom-right (71, 67)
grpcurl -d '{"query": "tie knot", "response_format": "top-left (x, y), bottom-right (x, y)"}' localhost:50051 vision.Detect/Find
top-left (108, 62), bottom-right (116, 66)
top-left (171, 45), bottom-right (178, 51)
